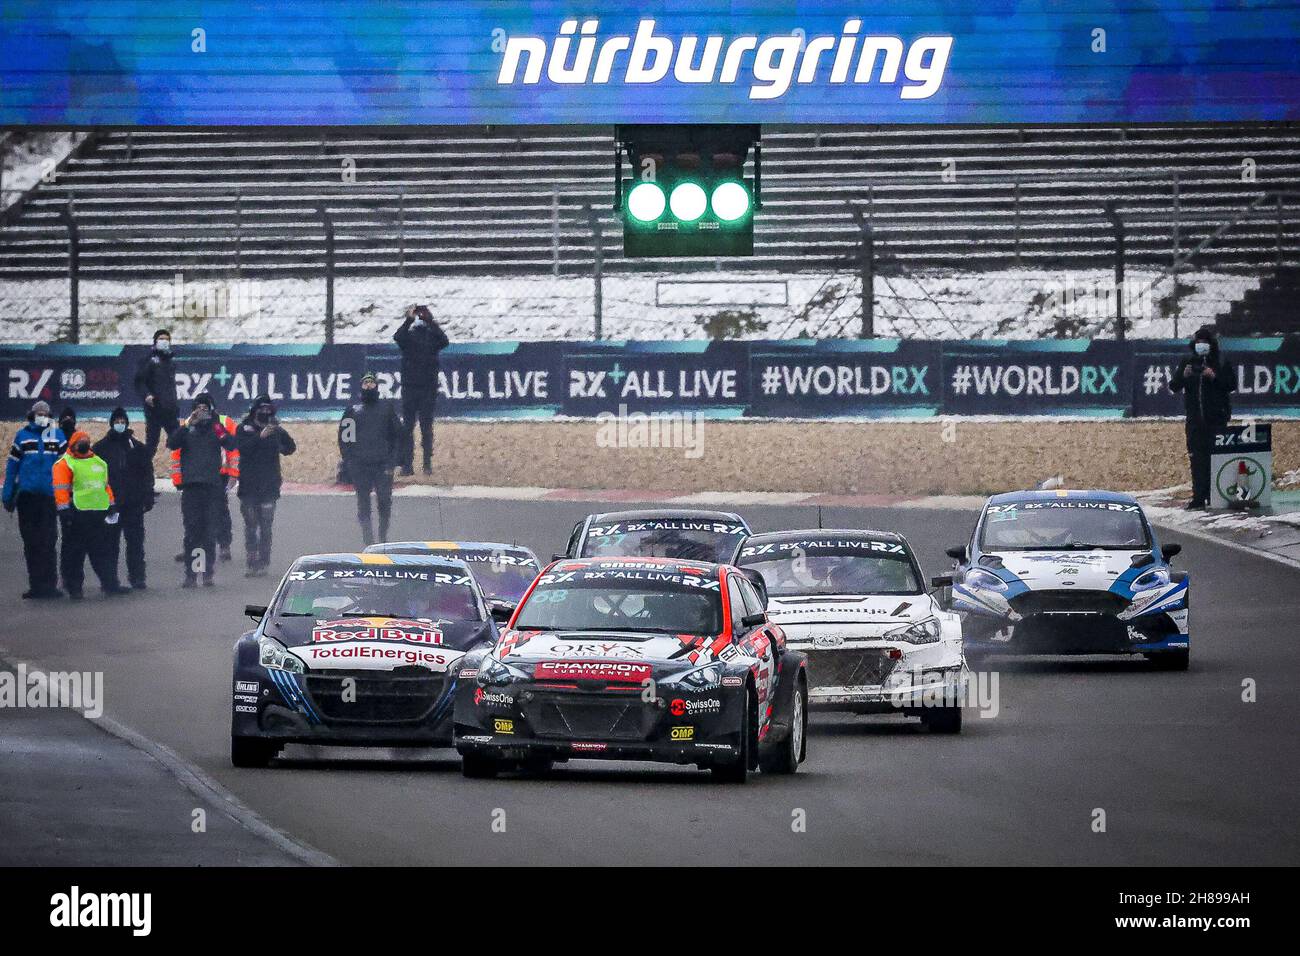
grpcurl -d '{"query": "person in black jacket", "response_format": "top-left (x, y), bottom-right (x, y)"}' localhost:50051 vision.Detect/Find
top-left (338, 373), bottom-right (401, 545)
top-left (235, 394), bottom-right (295, 577)
top-left (93, 407), bottom-right (156, 590)
top-left (1169, 324), bottom-right (1237, 510)
top-left (134, 328), bottom-right (180, 457)
top-left (394, 304), bottom-right (449, 476)
top-left (58, 406), bottom-right (77, 443)
top-left (168, 393), bottom-right (237, 587)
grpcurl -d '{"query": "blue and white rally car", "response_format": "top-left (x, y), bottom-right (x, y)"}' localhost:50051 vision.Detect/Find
top-left (230, 552), bottom-right (501, 767)
top-left (945, 490), bottom-right (1189, 669)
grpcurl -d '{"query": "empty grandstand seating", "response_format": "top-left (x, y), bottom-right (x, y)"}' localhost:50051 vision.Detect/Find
top-left (2, 125), bottom-right (1298, 308)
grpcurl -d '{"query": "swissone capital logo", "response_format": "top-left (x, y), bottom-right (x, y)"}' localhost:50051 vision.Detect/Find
top-left (497, 18), bottom-right (952, 100)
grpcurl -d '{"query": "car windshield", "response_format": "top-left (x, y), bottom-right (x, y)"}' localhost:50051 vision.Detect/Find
top-left (275, 567), bottom-right (483, 621)
top-left (515, 566), bottom-right (722, 635)
top-left (437, 552), bottom-right (540, 602)
top-left (736, 539), bottom-right (921, 596)
top-left (979, 501), bottom-right (1150, 550)
top-left (581, 519), bottom-right (746, 562)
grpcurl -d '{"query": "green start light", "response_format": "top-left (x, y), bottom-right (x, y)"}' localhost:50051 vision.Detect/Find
top-left (710, 181), bottom-right (751, 222)
top-left (626, 181), bottom-right (666, 223)
top-left (669, 182), bottom-right (707, 223)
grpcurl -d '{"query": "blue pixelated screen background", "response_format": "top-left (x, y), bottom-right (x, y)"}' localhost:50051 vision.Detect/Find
top-left (1, 0), bottom-right (1297, 126)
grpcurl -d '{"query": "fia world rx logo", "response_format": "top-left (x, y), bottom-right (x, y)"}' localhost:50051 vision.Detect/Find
top-left (495, 18), bottom-right (952, 101)
top-left (7, 368), bottom-right (54, 400)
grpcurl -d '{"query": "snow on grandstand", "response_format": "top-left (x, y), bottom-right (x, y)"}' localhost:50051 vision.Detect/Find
top-left (1, 125), bottom-right (1297, 341)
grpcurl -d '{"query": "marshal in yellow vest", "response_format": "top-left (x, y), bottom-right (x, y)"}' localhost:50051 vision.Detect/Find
top-left (63, 454), bottom-right (112, 511)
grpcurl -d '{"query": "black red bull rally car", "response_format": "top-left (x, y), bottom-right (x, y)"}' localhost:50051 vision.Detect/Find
top-left (559, 508), bottom-right (751, 563)
top-left (230, 552), bottom-right (498, 767)
top-left (453, 555), bottom-right (807, 782)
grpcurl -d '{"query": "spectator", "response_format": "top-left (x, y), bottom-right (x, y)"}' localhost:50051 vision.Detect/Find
top-left (235, 394), bottom-right (295, 577)
top-left (53, 430), bottom-right (128, 599)
top-left (93, 407), bottom-right (155, 590)
top-left (57, 406), bottom-right (77, 442)
top-left (134, 328), bottom-right (180, 457)
top-left (1169, 324), bottom-right (1237, 510)
top-left (339, 372), bottom-right (401, 545)
top-left (2, 400), bottom-right (67, 599)
top-left (168, 393), bottom-right (236, 587)
top-left (394, 304), bottom-right (449, 476)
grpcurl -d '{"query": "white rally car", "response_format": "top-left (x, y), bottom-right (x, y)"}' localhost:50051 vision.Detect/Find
top-left (733, 529), bottom-right (966, 733)
top-left (946, 490), bottom-right (1190, 669)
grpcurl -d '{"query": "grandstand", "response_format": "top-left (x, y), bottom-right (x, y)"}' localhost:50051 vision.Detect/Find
top-left (2, 124), bottom-right (1299, 331)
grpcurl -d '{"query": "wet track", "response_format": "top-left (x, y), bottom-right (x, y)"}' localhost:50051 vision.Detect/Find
top-left (1, 492), bottom-right (1297, 865)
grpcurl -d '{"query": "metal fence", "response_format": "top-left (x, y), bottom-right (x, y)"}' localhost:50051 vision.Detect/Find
top-left (2, 177), bottom-right (1299, 345)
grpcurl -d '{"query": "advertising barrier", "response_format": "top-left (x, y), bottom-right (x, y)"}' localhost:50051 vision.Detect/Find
top-left (4, 339), bottom-right (1300, 421)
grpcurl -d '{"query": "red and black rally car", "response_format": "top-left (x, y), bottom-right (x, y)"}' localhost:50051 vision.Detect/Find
top-left (559, 509), bottom-right (751, 563)
top-left (453, 555), bottom-right (807, 782)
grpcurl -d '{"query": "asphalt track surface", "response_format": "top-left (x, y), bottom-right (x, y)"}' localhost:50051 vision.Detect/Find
top-left (1, 491), bottom-right (1297, 866)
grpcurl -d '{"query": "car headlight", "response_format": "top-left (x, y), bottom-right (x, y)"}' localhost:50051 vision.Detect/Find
top-left (1132, 567), bottom-right (1171, 591)
top-left (963, 567), bottom-right (1008, 592)
top-left (884, 617), bottom-right (943, 645)
top-left (661, 663), bottom-right (723, 690)
top-left (479, 657), bottom-right (528, 685)
top-left (258, 635), bottom-right (304, 673)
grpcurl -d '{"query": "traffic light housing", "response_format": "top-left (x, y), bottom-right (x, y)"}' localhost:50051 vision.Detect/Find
top-left (616, 124), bottom-right (760, 258)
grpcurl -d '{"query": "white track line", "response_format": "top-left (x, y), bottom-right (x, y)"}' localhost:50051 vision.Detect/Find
top-left (0, 647), bottom-right (340, 868)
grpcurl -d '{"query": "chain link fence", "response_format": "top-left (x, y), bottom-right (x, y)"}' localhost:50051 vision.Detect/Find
top-left (2, 176), bottom-right (1298, 344)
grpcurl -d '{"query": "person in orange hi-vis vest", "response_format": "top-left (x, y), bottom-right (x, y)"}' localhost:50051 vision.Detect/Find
top-left (53, 431), bottom-right (129, 599)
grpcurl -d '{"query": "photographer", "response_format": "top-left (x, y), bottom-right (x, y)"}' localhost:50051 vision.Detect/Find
top-left (393, 304), bottom-right (449, 476)
top-left (1169, 324), bottom-right (1236, 510)
top-left (167, 393), bottom-right (237, 587)
top-left (235, 395), bottom-right (295, 577)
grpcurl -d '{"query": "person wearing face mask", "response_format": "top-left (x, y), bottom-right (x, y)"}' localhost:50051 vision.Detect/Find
top-left (168, 393), bottom-right (237, 587)
top-left (338, 372), bottom-right (401, 545)
top-left (393, 304), bottom-right (449, 476)
top-left (52, 431), bottom-right (128, 599)
top-left (134, 328), bottom-right (181, 458)
top-left (1169, 324), bottom-right (1237, 510)
top-left (57, 406), bottom-right (77, 442)
top-left (93, 408), bottom-right (156, 590)
top-left (235, 395), bottom-right (296, 577)
top-left (3, 400), bottom-right (68, 599)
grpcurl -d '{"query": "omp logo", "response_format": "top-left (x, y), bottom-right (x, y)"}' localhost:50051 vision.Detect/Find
top-left (497, 18), bottom-right (952, 100)
top-left (670, 726), bottom-right (695, 740)
top-left (7, 368), bottom-right (53, 399)
top-left (493, 718), bottom-right (515, 734)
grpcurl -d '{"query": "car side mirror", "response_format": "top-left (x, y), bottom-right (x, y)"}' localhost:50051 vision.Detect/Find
top-left (488, 600), bottom-right (517, 624)
top-left (551, 552), bottom-right (566, 562)
top-left (245, 604), bottom-right (267, 622)
top-left (738, 567), bottom-right (769, 610)
top-left (740, 612), bottom-right (767, 629)
top-left (1160, 543), bottom-right (1182, 562)
top-left (931, 575), bottom-right (954, 589)
top-left (945, 545), bottom-right (968, 562)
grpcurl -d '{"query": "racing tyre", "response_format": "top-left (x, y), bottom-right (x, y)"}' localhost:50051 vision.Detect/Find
top-left (230, 737), bottom-right (279, 768)
top-left (461, 753), bottom-right (500, 779)
top-left (921, 704), bottom-right (963, 734)
top-left (711, 687), bottom-right (753, 784)
top-left (759, 663), bottom-right (807, 775)
top-left (1147, 649), bottom-right (1190, 671)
